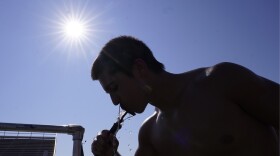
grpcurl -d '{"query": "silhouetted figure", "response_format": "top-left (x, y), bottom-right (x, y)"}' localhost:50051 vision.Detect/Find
top-left (91, 36), bottom-right (279, 156)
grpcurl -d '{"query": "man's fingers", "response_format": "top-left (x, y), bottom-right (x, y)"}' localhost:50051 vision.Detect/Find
top-left (92, 135), bottom-right (108, 154)
top-left (110, 134), bottom-right (119, 148)
top-left (92, 140), bottom-right (102, 155)
top-left (92, 130), bottom-right (119, 155)
top-left (96, 135), bottom-right (106, 145)
top-left (98, 129), bottom-right (110, 136)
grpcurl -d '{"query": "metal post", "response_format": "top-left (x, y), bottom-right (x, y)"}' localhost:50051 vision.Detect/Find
top-left (67, 125), bottom-right (85, 156)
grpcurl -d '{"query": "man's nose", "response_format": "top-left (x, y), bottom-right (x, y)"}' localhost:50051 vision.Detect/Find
top-left (110, 94), bottom-right (120, 105)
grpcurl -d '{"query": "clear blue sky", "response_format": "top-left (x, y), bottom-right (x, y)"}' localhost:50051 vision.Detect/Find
top-left (0, 0), bottom-right (278, 155)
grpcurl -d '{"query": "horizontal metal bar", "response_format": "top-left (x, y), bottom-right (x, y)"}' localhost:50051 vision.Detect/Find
top-left (0, 122), bottom-right (84, 135)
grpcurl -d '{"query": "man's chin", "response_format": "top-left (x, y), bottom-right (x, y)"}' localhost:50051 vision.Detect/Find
top-left (127, 108), bottom-right (148, 116)
top-left (120, 106), bottom-right (136, 116)
top-left (128, 111), bottom-right (136, 116)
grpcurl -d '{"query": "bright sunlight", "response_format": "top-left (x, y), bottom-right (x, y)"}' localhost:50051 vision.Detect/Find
top-left (59, 14), bottom-right (90, 45)
top-left (61, 16), bottom-right (88, 42)
top-left (45, 1), bottom-right (105, 61)
top-left (46, 0), bottom-right (103, 60)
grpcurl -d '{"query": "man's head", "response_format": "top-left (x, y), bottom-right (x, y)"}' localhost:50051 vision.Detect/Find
top-left (91, 36), bottom-right (164, 80)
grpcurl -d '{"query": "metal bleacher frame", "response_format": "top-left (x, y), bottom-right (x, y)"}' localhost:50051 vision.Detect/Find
top-left (0, 122), bottom-right (85, 156)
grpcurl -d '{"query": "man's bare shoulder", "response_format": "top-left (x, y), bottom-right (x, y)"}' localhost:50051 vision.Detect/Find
top-left (178, 62), bottom-right (239, 84)
top-left (179, 62), bottom-right (243, 79)
top-left (185, 62), bottom-right (258, 86)
top-left (203, 62), bottom-right (258, 79)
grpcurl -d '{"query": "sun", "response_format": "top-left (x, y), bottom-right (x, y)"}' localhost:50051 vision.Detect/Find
top-left (64, 18), bottom-right (86, 40)
top-left (44, 1), bottom-right (106, 61)
top-left (58, 13), bottom-right (91, 46)
top-left (61, 15), bottom-right (89, 43)
top-left (48, 1), bottom-right (99, 60)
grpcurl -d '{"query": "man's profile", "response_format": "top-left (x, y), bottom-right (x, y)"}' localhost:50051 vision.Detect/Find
top-left (91, 36), bottom-right (279, 156)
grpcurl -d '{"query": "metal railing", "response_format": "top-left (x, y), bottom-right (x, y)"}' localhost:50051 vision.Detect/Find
top-left (0, 122), bottom-right (85, 156)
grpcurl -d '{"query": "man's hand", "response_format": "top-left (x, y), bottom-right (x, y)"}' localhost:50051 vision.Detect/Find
top-left (91, 130), bottom-right (119, 156)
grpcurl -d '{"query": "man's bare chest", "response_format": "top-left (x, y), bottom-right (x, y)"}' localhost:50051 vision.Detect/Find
top-left (145, 74), bottom-right (278, 156)
top-left (149, 96), bottom-right (243, 155)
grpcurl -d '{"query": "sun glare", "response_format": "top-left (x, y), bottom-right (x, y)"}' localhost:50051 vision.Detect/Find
top-left (59, 14), bottom-right (90, 45)
top-left (62, 17), bottom-right (87, 41)
top-left (45, 1), bottom-right (105, 60)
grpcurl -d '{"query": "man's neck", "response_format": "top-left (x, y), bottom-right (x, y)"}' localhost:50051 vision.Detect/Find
top-left (148, 71), bottom-right (189, 112)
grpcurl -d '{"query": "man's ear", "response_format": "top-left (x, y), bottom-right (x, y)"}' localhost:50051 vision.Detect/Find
top-left (132, 58), bottom-right (148, 78)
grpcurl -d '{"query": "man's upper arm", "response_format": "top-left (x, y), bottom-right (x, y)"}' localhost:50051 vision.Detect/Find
top-left (135, 113), bottom-right (157, 156)
top-left (210, 62), bottom-right (279, 130)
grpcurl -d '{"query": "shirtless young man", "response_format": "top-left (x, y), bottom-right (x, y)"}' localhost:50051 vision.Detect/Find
top-left (91, 36), bottom-right (279, 156)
